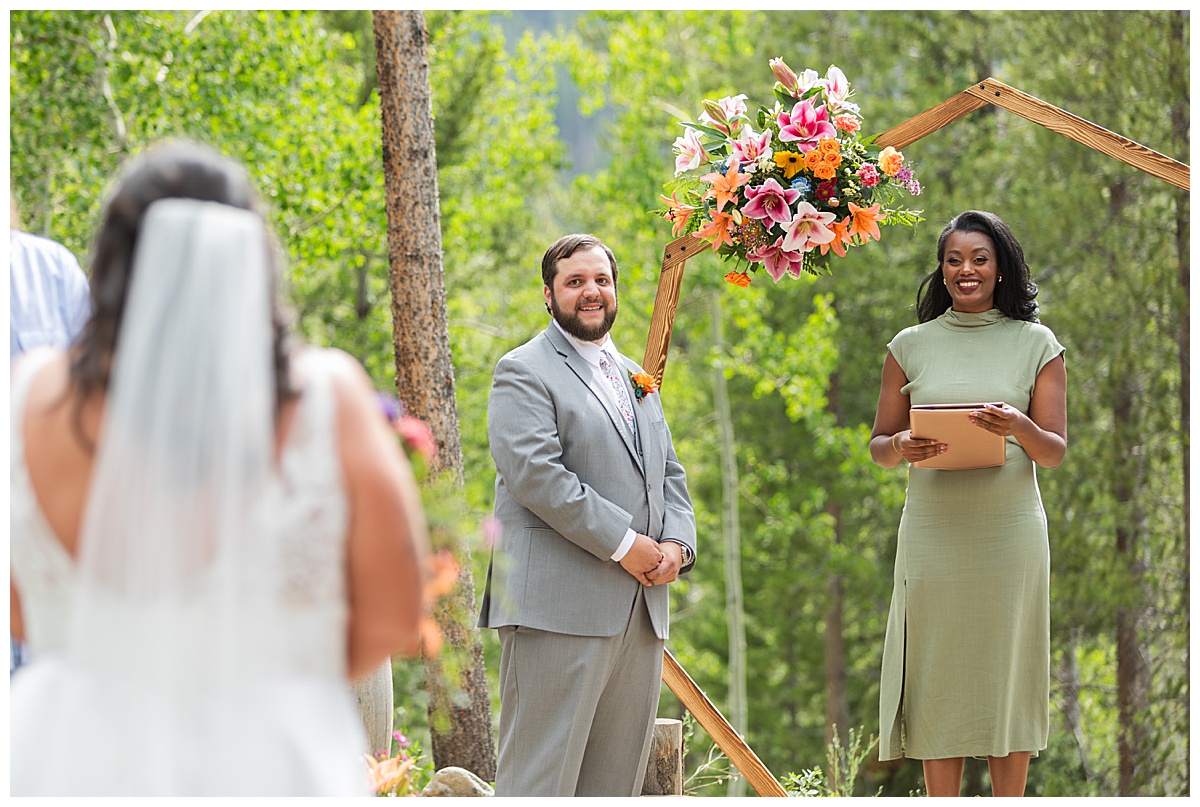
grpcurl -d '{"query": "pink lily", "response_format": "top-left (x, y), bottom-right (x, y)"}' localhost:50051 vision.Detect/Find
top-left (769, 58), bottom-right (800, 94)
top-left (741, 177), bottom-right (800, 225)
top-left (781, 201), bottom-right (838, 252)
top-left (821, 65), bottom-right (851, 105)
top-left (776, 99), bottom-right (836, 154)
top-left (796, 68), bottom-right (822, 95)
top-left (748, 235), bottom-right (807, 282)
top-left (730, 125), bottom-right (774, 166)
top-left (672, 127), bottom-right (709, 176)
top-left (700, 94), bottom-right (749, 136)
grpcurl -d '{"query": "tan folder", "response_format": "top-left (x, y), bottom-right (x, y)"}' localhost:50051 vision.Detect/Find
top-left (909, 403), bottom-right (1007, 470)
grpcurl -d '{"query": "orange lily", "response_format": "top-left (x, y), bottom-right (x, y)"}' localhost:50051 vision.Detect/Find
top-left (700, 160), bottom-right (752, 212)
top-left (724, 271), bottom-right (752, 287)
top-left (847, 202), bottom-right (884, 243)
top-left (819, 217), bottom-right (852, 257)
top-left (694, 211), bottom-right (736, 251)
top-left (660, 192), bottom-right (696, 237)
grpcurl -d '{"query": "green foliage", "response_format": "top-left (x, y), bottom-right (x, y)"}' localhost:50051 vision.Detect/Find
top-left (12, 9), bottom-right (1187, 798)
top-left (783, 725), bottom-right (880, 797)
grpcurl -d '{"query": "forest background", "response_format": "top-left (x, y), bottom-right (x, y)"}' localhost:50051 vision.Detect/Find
top-left (8, 9), bottom-right (1189, 797)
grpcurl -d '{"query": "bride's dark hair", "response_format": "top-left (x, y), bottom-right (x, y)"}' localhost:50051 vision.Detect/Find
top-left (69, 141), bottom-right (296, 443)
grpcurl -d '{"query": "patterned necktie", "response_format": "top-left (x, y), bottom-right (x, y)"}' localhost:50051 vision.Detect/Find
top-left (598, 350), bottom-right (636, 433)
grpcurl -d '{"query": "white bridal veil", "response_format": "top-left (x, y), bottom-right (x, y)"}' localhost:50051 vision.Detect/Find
top-left (65, 198), bottom-right (280, 791)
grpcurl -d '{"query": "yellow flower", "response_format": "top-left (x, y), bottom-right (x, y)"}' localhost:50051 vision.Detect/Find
top-left (774, 151), bottom-right (804, 179)
top-left (878, 146), bottom-right (904, 176)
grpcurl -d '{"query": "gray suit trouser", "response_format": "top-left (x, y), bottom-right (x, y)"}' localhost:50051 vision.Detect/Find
top-left (493, 585), bottom-right (664, 797)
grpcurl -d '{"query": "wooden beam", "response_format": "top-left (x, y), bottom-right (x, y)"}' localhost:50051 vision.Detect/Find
top-left (874, 89), bottom-right (989, 149)
top-left (966, 77), bottom-right (1189, 191)
top-left (641, 233), bottom-right (709, 386)
top-left (662, 649), bottom-right (789, 797)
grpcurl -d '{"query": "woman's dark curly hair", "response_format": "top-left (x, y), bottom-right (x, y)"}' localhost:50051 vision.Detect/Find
top-left (914, 210), bottom-right (1039, 324)
top-left (68, 141), bottom-right (296, 442)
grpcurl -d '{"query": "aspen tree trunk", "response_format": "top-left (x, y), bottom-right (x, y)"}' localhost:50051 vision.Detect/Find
top-left (1168, 13), bottom-right (1189, 794)
top-left (711, 292), bottom-right (747, 798)
top-left (823, 360), bottom-right (850, 755)
top-left (372, 10), bottom-right (496, 781)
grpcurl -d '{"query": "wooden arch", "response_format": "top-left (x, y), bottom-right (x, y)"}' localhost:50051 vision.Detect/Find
top-left (648, 77), bottom-right (1190, 797)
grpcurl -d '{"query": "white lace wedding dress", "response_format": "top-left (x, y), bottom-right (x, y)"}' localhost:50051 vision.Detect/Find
top-left (10, 350), bottom-right (372, 795)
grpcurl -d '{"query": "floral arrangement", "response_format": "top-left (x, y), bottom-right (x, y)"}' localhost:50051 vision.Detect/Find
top-left (365, 730), bottom-right (432, 797)
top-left (378, 393), bottom-right (462, 657)
top-left (660, 59), bottom-right (923, 285)
top-left (628, 370), bottom-right (658, 403)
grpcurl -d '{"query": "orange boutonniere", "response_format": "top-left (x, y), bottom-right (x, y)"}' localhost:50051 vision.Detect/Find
top-left (628, 371), bottom-right (658, 402)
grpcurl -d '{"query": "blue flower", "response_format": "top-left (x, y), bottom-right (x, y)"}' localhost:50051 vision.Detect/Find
top-left (790, 177), bottom-right (812, 196)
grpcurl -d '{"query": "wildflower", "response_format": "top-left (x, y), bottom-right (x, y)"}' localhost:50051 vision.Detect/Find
top-left (907, 179), bottom-right (922, 196)
top-left (734, 217), bottom-right (772, 253)
top-left (774, 151), bottom-right (804, 180)
top-left (857, 164), bottom-right (880, 188)
top-left (877, 146), bottom-right (904, 176)
top-left (893, 165), bottom-right (914, 184)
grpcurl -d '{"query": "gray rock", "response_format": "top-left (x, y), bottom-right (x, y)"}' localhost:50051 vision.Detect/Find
top-left (420, 767), bottom-right (494, 797)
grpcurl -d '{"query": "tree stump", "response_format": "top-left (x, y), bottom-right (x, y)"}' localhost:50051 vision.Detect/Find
top-left (641, 717), bottom-right (684, 796)
top-left (352, 659), bottom-right (394, 756)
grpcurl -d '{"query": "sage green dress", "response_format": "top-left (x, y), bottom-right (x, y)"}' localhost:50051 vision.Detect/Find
top-left (878, 308), bottom-right (1065, 761)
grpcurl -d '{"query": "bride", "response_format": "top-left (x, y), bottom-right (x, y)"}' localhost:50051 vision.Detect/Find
top-left (10, 141), bottom-right (431, 795)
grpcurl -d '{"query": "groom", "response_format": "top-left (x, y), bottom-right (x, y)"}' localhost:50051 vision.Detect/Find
top-left (480, 234), bottom-right (697, 797)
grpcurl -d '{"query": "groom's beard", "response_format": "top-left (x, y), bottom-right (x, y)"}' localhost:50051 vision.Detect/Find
top-left (549, 290), bottom-right (618, 342)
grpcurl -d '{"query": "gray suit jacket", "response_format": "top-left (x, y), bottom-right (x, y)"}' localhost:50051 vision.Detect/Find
top-left (479, 324), bottom-right (696, 639)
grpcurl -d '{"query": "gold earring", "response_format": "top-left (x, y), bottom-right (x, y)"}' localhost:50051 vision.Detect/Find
top-left (942, 277), bottom-right (947, 286)
top-left (998, 275), bottom-right (1003, 282)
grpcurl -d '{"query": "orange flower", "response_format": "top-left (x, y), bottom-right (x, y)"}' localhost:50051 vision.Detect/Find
top-left (878, 146), bottom-right (904, 176)
top-left (724, 271), bottom-right (752, 287)
top-left (695, 210), bottom-right (736, 251)
top-left (834, 115), bottom-right (860, 134)
top-left (819, 217), bottom-right (852, 257)
top-left (774, 151), bottom-right (804, 179)
top-left (700, 160), bottom-right (752, 212)
top-left (660, 192), bottom-right (696, 237)
top-left (818, 137), bottom-right (840, 156)
top-left (630, 371), bottom-right (658, 396)
top-left (847, 202), bottom-right (885, 242)
top-left (811, 161), bottom-right (837, 181)
top-left (419, 550), bottom-right (460, 657)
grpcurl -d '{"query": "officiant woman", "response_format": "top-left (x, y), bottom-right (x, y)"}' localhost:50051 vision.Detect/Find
top-left (868, 210), bottom-right (1067, 797)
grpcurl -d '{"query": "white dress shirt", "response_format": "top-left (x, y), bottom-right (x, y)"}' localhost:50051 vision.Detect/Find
top-left (551, 320), bottom-right (640, 562)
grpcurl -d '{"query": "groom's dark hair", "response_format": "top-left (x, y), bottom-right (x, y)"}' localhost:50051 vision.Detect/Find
top-left (541, 234), bottom-right (619, 288)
